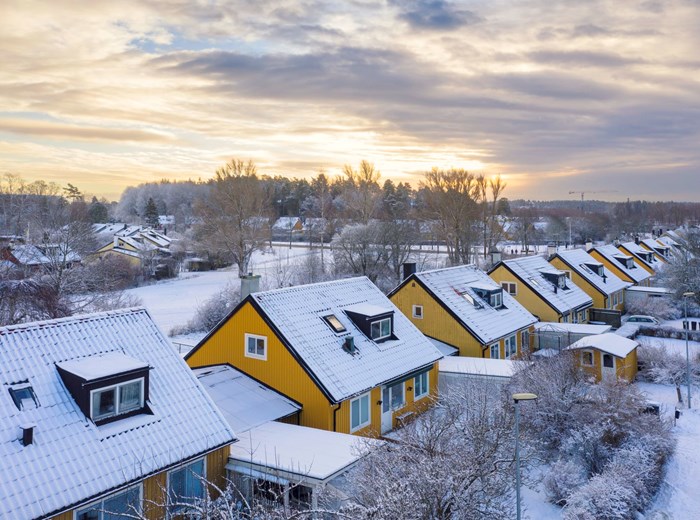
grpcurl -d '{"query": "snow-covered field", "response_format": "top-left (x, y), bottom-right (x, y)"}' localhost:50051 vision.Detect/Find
top-left (637, 335), bottom-right (700, 358)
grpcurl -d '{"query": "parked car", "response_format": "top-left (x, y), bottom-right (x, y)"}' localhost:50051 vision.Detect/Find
top-left (623, 315), bottom-right (660, 325)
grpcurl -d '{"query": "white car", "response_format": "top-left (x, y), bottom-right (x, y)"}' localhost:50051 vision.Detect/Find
top-left (623, 315), bottom-right (660, 325)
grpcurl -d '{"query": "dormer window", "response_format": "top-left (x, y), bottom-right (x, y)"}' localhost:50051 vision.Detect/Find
top-left (344, 303), bottom-right (395, 343)
top-left (490, 291), bottom-right (502, 308)
top-left (583, 262), bottom-right (605, 277)
top-left (57, 352), bottom-right (150, 425)
top-left (557, 275), bottom-right (567, 289)
top-left (469, 283), bottom-right (503, 309)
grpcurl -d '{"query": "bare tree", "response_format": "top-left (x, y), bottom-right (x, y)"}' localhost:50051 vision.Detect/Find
top-left (420, 168), bottom-right (482, 265)
top-left (194, 159), bottom-right (271, 276)
top-left (340, 161), bottom-right (381, 224)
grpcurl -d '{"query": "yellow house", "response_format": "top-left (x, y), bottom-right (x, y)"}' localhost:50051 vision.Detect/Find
top-left (186, 277), bottom-right (442, 437)
top-left (566, 333), bottom-right (639, 382)
top-left (488, 256), bottom-right (593, 324)
top-left (589, 244), bottom-right (652, 287)
top-left (0, 309), bottom-right (235, 520)
top-left (639, 238), bottom-right (672, 264)
top-left (617, 241), bottom-right (660, 277)
top-left (549, 249), bottom-right (631, 313)
top-left (388, 264), bottom-right (537, 359)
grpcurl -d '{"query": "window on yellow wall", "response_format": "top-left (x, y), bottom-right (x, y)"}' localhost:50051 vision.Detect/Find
top-left (350, 393), bottom-right (371, 432)
top-left (245, 333), bottom-right (267, 360)
top-left (414, 372), bottom-right (429, 400)
top-left (505, 335), bottom-right (517, 359)
top-left (412, 305), bottom-right (423, 319)
top-left (490, 343), bottom-right (499, 359)
top-left (581, 350), bottom-right (594, 366)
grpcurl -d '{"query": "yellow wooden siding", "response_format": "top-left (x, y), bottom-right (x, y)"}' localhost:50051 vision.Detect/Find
top-left (577, 348), bottom-right (637, 382)
top-left (142, 471), bottom-right (167, 520)
top-left (617, 349), bottom-right (638, 381)
top-left (390, 281), bottom-right (485, 357)
top-left (48, 511), bottom-right (73, 520)
top-left (336, 364), bottom-right (439, 436)
top-left (187, 301), bottom-right (334, 431)
top-left (549, 258), bottom-right (606, 309)
top-left (489, 265), bottom-right (561, 322)
top-left (206, 446), bottom-right (231, 495)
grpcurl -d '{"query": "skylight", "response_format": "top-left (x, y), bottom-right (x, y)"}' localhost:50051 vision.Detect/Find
top-left (9, 384), bottom-right (39, 411)
top-left (323, 314), bottom-right (346, 333)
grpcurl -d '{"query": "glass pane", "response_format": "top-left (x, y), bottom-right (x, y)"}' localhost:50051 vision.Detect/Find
top-left (603, 355), bottom-right (614, 368)
top-left (382, 387), bottom-right (390, 412)
top-left (390, 383), bottom-right (403, 409)
top-left (256, 338), bottom-right (265, 356)
top-left (119, 381), bottom-right (142, 413)
top-left (93, 389), bottom-right (116, 420)
top-left (247, 337), bottom-right (256, 354)
top-left (185, 459), bottom-right (205, 500)
top-left (381, 319), bottom-right (391, 337)
top-left (104, 488), bottom-right (140, 519)
top-left (169, 467), bottom-right (186, 504)
top-left (371, 322), bottom-right (380, 339)
top-left (360, 395), bottom-right (369, 424)
top-left (351, 399), bottom-right (360, 428)
top-left (77, 507), bottom-right (100, 520)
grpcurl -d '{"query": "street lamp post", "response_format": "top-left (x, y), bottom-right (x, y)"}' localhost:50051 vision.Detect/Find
top-left (513, 392), bottom-right (538, 520)
top-left (684, 292), bottom-right (695, 409)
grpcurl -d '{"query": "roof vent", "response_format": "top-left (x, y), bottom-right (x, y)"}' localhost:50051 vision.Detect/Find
top-left (20, 423), bottom-right (35, 446)
top-left (343, 336), bottom-right (356, 354)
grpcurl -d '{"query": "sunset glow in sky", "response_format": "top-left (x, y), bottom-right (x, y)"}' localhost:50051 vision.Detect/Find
top-left (1, 0), bottom-right (699, 201)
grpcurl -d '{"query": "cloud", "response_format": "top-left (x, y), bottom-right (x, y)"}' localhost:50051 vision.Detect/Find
top-left (0, 118), bottom-right (175, 143)
top-left (390, 0), bottom-right (482, 30)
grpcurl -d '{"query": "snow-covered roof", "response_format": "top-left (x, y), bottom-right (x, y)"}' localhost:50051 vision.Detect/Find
top-left (428, 337), bottom-right (459, 357)
top-left (658, 235), bottom-right (680, 248)
top-left (438, 357), bottom-right (527, 378)
top-left (271, 216), bottom-right (302, 230)
top-left (194, 365), bottom-right (300, 433)
top-left (0, 308), bottom-right (235, 519)
top-left (8, 245), bottom-right (50, 266)
top-left (641, 238), bottom-right (670, 253)
top-left (57, 352), bottom-right (148, 381)
top-left (399, 265), bottom-right (537, 345)
top-left (534, 322), bottom-right (612, 335)
top-left (229, 421), bottom-right (377, 482)
top-left (250, 277), bottom-right (442, 403)
top-left (566, 332), bottom-right (638, 358)
top-left (591, 244), bottom-right (651, 283)
top-left (625, 286), bottom-right (673, 295)
top-left (499, 256), bottom-right (593, 315)
top-left (552, 249), bottom-right (631, 296)
top-left (619, 241), bottom-right (660, 269)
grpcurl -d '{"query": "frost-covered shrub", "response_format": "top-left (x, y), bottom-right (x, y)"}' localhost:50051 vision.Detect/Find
top-left (563, 472), bottom-right (638, 520)
top-left (637, 344), bottom-right (700, 386)
top-left (171, 283), bottom-right (240, 335)
top-left (543, 459), bottom-right (586, 506)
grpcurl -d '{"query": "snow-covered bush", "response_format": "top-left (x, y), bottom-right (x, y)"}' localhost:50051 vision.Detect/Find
top-left (625, 296), bottom-right (679, 321)
top-left (543, 459), bottom-right (586, 506)
top-left (563, 471), bottom-right (638, 520)
top-left (171, 283), bottom-right (240, 335)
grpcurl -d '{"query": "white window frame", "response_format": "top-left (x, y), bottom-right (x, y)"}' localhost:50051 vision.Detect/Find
top-left (350, 392), bottom-right (371, 432)
top-left (370, 317), bottom-right (392, 341)
top-left (520, 330), bottom-right (530, 352)
top-left (414, 372), bottom-right (429, 400)
top-left (490, 343), bottom-right (500, 359)
top-left (90, 377), bottom-right (145, 422)
top-left (74, 483), bottom-right (143, 520)
top-left (244, 333), bottom-right (268, 360)
top-left (412, 305), bottom-right (424, 319)
top-left (505, 335), bottom-right (517, 359)
top-left (167, 457), bottom-right (207, 518)
top-left (490, 291), bottom-right (502, 308)
top-left (581, 350), bottom-right (594, 366)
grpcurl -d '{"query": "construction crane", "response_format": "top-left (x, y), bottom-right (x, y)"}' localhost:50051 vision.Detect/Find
top-left (569, 190), bottom-right (618, 214)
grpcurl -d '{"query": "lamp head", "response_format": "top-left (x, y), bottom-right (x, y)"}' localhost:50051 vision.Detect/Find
top-left (512, 392), bottom-right (538, 402)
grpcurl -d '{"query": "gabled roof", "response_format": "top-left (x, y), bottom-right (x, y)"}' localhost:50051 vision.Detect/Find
top-left (590, 244), bottom-right (651, 283)
top-left (640, 238), bottom-right (670, 254)
top-left (0, 308), bottom-right (235, 519)
top-left (8, 245), bottom-right (50, 266)
top-left (496, 256), bottom-right (593, 315)
top-left (248, 277), bottom-right (442, 403)
top-left (566, 332), bottom-right (638, 358)
top-left (392, 265), bottom-right (537, 345)
top-left (618, 241), bottom-right (661, 271)
top-left (553, 249), bottom-right (631, 297)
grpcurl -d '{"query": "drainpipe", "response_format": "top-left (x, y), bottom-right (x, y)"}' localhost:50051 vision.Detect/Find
top-left (332, 403), bottom-right (342, 432)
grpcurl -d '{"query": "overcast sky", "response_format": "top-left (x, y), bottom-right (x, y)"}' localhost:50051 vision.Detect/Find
top-left (1, 0), bottom-right (699, 201)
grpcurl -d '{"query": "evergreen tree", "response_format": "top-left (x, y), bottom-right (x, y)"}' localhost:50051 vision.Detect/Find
top-left (144, 197), bottom-right (159, 227)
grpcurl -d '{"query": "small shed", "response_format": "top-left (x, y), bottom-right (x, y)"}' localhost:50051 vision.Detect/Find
top-left (533, 322), bottom-right (612, 351)
top-left (566, 333), bottom-right (638, 382)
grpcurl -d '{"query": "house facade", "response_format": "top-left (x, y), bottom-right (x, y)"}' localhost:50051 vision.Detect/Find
top-left (589, 244), bottom-right (652, 287)
top-left (0, 308), bottom-right (235, 520)
top-left (488, 256), bottom-right (593, 324)
top-left (186, 277), bottom-right (443, 437)
top-left (389, 265), bottom-right (537, 359)
top-left (549, 248), bottom-right (631, 312)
